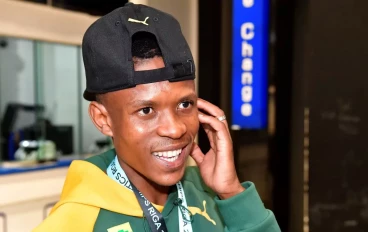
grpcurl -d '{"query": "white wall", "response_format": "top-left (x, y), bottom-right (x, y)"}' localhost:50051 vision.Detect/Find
top-left (0, 0), bottom-right (99, 46)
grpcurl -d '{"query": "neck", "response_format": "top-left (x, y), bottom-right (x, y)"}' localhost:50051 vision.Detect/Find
top-left (118, 158), bottom-right (171, 206)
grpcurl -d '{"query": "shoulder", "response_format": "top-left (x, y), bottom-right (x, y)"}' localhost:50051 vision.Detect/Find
top-left (33, 203), bottom-right (99, 232)
top-left (85, 149), bottom-right (116, 171)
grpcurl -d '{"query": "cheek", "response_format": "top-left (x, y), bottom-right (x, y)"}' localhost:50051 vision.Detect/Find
top-left (123, 117), bottom-right (156, 142)
top-left (131, 122), bottom-right (146, 134)
top-left (187, 114), bottom-right (200, 134)
top-left (110, 112), bottom-right (146, 142)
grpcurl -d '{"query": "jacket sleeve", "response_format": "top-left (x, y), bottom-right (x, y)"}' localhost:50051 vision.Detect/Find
top-left (32, 202), bottom-right (100, 232)
top-left (215, 182), bottom-right (281, 232)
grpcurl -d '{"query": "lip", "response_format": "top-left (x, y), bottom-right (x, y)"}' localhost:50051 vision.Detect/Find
top-left (151, 143), bottom-right (189, 153)
top-left (152, 143), bottom-right (191, 170)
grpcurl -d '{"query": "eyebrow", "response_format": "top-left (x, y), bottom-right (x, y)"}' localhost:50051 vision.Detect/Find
top-left (130, 100), bottom-right (154, 108)
top-left (130, 92), bottom-right (197, 108)
top-left (178, 93), bottom-right (197, 102)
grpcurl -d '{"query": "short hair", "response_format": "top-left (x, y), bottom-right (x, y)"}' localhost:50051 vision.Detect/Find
top-left (132, 32), bottom-right (162, 60)
top-left (95, 94), bottom-right (103, 103)
top-left (95, 32), bottom-right (162, 103)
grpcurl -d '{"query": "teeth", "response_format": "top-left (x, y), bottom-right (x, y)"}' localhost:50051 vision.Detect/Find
top-left (160, 156), bottom-right (179, 162)
top-left (153, 149), bottom-right (182, 161)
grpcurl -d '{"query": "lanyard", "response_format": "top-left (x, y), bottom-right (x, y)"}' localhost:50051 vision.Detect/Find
top-left (107, 155), bottom-right (193, 232)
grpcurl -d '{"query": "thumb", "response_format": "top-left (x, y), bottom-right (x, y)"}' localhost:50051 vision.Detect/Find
top-left (190, 143), bottom-right (205, 166)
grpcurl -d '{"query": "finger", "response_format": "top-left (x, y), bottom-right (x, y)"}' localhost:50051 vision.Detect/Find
top-left (197, 98), bottom-right (229, 129)
top-left (202, 124), bottom-right (217, 150)
top-left (190, 143), bottom-right (205, 165)
top-left (198, 113), bottom-right (230, 143)
top-left (199, 110), bottom-right (231, 140)
top-left (197, 98), bottom-right (225, 117)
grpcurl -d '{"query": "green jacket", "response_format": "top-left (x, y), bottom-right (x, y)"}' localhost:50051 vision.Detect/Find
top-left (34, 149), bottom-right (280, 232)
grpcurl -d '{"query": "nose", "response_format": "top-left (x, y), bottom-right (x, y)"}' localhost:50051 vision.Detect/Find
top-left (157, 112), bottom-right (187, 139)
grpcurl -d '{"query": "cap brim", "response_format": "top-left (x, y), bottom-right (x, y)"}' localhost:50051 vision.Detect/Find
top-left (83, 90), bottom-right (97, 101)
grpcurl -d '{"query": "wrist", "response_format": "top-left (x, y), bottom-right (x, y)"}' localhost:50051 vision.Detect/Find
top-left (217, 184), bottom-right (246, 200)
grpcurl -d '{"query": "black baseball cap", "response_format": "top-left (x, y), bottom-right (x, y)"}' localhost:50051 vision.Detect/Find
top-left (82, 2), bottom-right (196, 101)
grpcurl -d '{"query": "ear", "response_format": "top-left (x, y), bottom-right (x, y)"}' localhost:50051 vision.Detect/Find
top-left (88, 101), bottom-right (114, 137)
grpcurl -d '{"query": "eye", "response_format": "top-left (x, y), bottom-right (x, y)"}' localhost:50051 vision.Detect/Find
top-left (138, 107), bottom-right (153, 115)
top-left (178, 101), bottom-right (193, 109)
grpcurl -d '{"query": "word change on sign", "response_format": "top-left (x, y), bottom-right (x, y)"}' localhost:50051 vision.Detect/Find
top-left (231, 0), bottom-right (269, 129)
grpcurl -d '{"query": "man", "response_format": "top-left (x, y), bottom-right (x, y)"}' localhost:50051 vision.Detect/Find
top-left (34, 3), bottom-right (280, 232)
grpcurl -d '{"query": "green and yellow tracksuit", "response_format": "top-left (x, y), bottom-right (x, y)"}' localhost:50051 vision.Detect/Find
top-left (33, 149), bottom-right (281, 232)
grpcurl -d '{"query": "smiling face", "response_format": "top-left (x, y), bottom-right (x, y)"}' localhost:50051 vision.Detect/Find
top-left (89, 57), bottom-right (199, 187)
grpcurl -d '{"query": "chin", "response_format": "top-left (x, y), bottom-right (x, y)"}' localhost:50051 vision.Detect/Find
top-left (153, 167), bottom-right (187, 187)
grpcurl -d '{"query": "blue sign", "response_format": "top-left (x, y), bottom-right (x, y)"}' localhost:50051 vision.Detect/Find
top-left (231, 0), bottom-right (270, 129)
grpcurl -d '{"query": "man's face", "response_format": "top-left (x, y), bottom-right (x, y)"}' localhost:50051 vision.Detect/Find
top-left (100, 58), bottom-right (199, 186)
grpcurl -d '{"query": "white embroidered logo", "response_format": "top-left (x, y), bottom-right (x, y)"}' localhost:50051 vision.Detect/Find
top-left (128, 17), bottom-right (149, 25)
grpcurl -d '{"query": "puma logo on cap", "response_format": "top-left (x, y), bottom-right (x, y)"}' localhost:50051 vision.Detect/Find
top-left (128, 17), bottom-right (149, 25)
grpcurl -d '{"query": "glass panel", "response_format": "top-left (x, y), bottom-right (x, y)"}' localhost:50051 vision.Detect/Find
top-left (35, 42), bottom-right (81, 156)
top-left (0, 37), bottom-right (110, 163)
top-left (0, 37), bottom-right (36, 161)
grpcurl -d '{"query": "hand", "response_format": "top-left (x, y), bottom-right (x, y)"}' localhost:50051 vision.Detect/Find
top-left (190, 98), bottom-right (245, 199)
